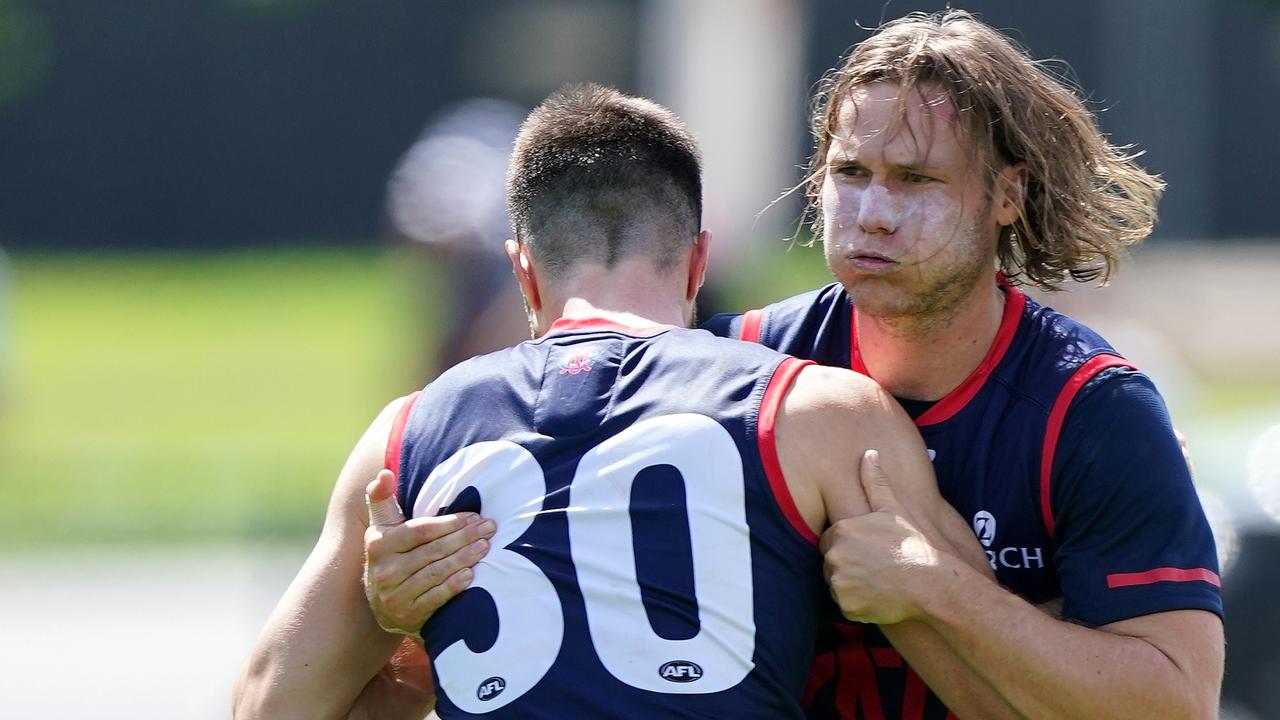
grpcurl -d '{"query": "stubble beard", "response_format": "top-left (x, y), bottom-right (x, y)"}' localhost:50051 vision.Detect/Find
top-left (846, 215), bottom-right (994, 340)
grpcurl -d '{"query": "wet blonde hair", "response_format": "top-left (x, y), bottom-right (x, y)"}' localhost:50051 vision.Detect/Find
top-left (806, 9), bottom-right (1164, 289)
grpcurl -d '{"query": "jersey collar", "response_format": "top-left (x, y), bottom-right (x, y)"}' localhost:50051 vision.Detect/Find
top-left (544, 316), bottom-right (676, 338)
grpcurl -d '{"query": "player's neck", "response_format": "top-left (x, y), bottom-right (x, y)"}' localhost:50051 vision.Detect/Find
top-left (855, 279), bottom-right (1005, 402)
top-left (538, 265), bottom-right (691, 333)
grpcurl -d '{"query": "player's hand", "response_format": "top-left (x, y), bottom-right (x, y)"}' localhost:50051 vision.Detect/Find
top-left (820, 450), bottom-right (948, 625)
top-left (364, 469), bottom-right (496, 635)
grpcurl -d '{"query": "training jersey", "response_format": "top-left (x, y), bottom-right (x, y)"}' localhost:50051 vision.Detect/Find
top-left (704, 281), bottom-right (1222, 720)
top-left (388, 317), bottom-right (826, 719)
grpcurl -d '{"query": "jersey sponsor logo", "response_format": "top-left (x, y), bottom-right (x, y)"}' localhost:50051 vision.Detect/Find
top-left (659, 660), bottom-right (703, 683)
top-left (974, 510), bottom-right (1045, 570)
top-left (987, 545), bottom-right (1046, 570)
top-left (477, 676), bottom-right (506, 701)
top-left (559, 352), bottom-right (593, 375)
top-left (973, 510), bottom-right (996, 547)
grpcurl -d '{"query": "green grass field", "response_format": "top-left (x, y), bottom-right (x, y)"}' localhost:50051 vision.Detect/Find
top-left (0, 249), bottom-right (429, 546)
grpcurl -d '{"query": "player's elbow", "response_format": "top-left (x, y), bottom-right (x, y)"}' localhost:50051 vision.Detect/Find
top-left (1156, 686), bottom-right (1219, 720)
top-left (1136, 640), bottom-right (1223, 720)
top-left (1177, 667), bottom-right (1224, 720)
top-left (232, 651), bottom-right (302, 720)
top-left (231, 653), bottom-right (272, 720)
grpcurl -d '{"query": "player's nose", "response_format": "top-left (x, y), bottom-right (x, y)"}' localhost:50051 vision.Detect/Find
top-left (856, 181), bottom-right (897, 235)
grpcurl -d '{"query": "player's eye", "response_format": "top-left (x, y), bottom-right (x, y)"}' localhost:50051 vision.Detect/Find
top-left (904, 171), bottom-right (934, 184)
top-left (833, 164), bottom-right (869, 179)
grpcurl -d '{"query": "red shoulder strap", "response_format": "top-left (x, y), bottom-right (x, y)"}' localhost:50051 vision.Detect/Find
top-left (739, 308), bottom-right (764, 343)
top-left (757, 357), bottom-right (819, 545)
top-left (1039, 355), bottom-right (1134, 537)
top-left (384, 391), bottom-right (422, 474)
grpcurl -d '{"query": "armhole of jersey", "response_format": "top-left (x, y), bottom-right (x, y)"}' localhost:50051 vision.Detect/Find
top-left (757, 357), bottom-right (820, 546)
top-left (384, 390), bottom-right (423, 474)
top-left (1039, 355), bottom-right (1133, 538)
top-left (739, 308), bottom-right (764, 343)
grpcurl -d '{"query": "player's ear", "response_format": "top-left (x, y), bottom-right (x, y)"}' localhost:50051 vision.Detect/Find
top-left (993, 162), bottom-right (1028, 228)
top-left (506, 237), bottom-right (542, 313)
top-left (686, 230), bottom-right (712, 303)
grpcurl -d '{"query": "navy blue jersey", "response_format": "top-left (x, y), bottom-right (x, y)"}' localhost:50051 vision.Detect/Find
top-left (704, 281), bottom-right (1222, 720)
top-left (388, 317), bottom-right (826, 718)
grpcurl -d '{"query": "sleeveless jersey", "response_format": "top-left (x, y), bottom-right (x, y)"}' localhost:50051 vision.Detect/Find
top-left (389, 317), bottom-right (826, 718)
top-left (704, 281), bottom-right (1222, 720)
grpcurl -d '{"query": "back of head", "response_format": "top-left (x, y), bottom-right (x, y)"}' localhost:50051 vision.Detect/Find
top-left (507, 83), bottom-right (703, 279)
top-left (807, 9), bottom-right (1165, 289)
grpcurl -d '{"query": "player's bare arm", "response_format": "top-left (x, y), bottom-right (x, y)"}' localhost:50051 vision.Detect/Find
top-left (819, 374), bottom-right (1225, 719)
top-left (894, 545), bottom-right (1222, 719)
top-left (234, 396), bottom-right (435, 720)
top-left (776, 364), bottom-right (1028, 719)
top-left (773, 364), bottom-right (988, 573)
top-left (824, 461), bottom-right (1223, 720)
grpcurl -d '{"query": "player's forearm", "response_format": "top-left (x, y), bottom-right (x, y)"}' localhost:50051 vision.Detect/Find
top-left (344, 636), bottom-right (436, 720)
top-left (917, 559), bottom-right (1214, 720)
top-left (876, 505), bottom-right (1024, 717)
top-left (234, 541), bottom-right (405, 720)
top-left (235, 622), bottom-right (404, 720)
top-left (237, 626), bottom-right (408, 720)
top-left (880, 621), bottom-right (1027, 720)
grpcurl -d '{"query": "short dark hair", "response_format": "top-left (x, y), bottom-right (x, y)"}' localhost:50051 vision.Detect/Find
top-left (506, 83), bottom-right (702, 279)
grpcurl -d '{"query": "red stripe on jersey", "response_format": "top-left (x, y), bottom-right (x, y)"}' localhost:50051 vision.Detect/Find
top-left (384, 391), bottom-right (422, 474)
top-left (757, 356), bottom-right (819, 546)
top-left (1039, 354), bottom-right (1134, 537)
top-left (739, 308), bottom-right (764, 343)
top-left (902, 668), bottom-right (929, 720)
top-left (848, 282), bottom-right (1027, 427)
top-left (545, 316), bottom-right (673, 337)
top-left (835, 624), bottom-right (885, 720)
top-left (849, 304), bottom-right (868, 375)
top-left (870, 647), bottom-right (903, 667)
top-left (913, 286), bottom-right (1025, 426)
top-left (1107, 567), bottom-right (1221, 589)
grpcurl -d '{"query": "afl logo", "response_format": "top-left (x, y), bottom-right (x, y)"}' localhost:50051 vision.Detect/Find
top-left (476, 676), bottom-right (506, 701)
top-left (973, 511), bottom-right (996, 548)
top-left (659, 660), bottom-right (703, 683)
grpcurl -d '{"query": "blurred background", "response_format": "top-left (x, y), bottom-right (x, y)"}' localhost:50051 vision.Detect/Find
top-left (1, 0), bottom-right (1277, 717)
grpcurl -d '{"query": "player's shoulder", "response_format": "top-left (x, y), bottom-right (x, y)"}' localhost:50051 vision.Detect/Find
top-left (783, 363), bottom-right (887, 422)
top-left (996, 289), bottom-right (1131, 401)
top-left (641, 327), bottom-right (806, 390)
top-left (1016, 291), bottom-right (1118, 358)
top-left (408, 342), bottom-right (542, 415)
top-left (1067, 366), bottom-right (1171, 435)
top-left (656, 324), bottom-right (787, 359)
top-left (771, 364), bottom-right (909, 502)
top-left (700, 283), bottom-right (846, 340)
top-left (373, 394), bottom-right (414, 428)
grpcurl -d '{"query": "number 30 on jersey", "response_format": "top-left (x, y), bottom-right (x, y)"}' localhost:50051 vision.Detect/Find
top-left (411, 413), bottom-right (757, 713)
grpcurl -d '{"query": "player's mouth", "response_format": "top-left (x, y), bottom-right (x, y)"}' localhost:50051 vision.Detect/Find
top-left (845, 251), bottom-right (899, 273)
